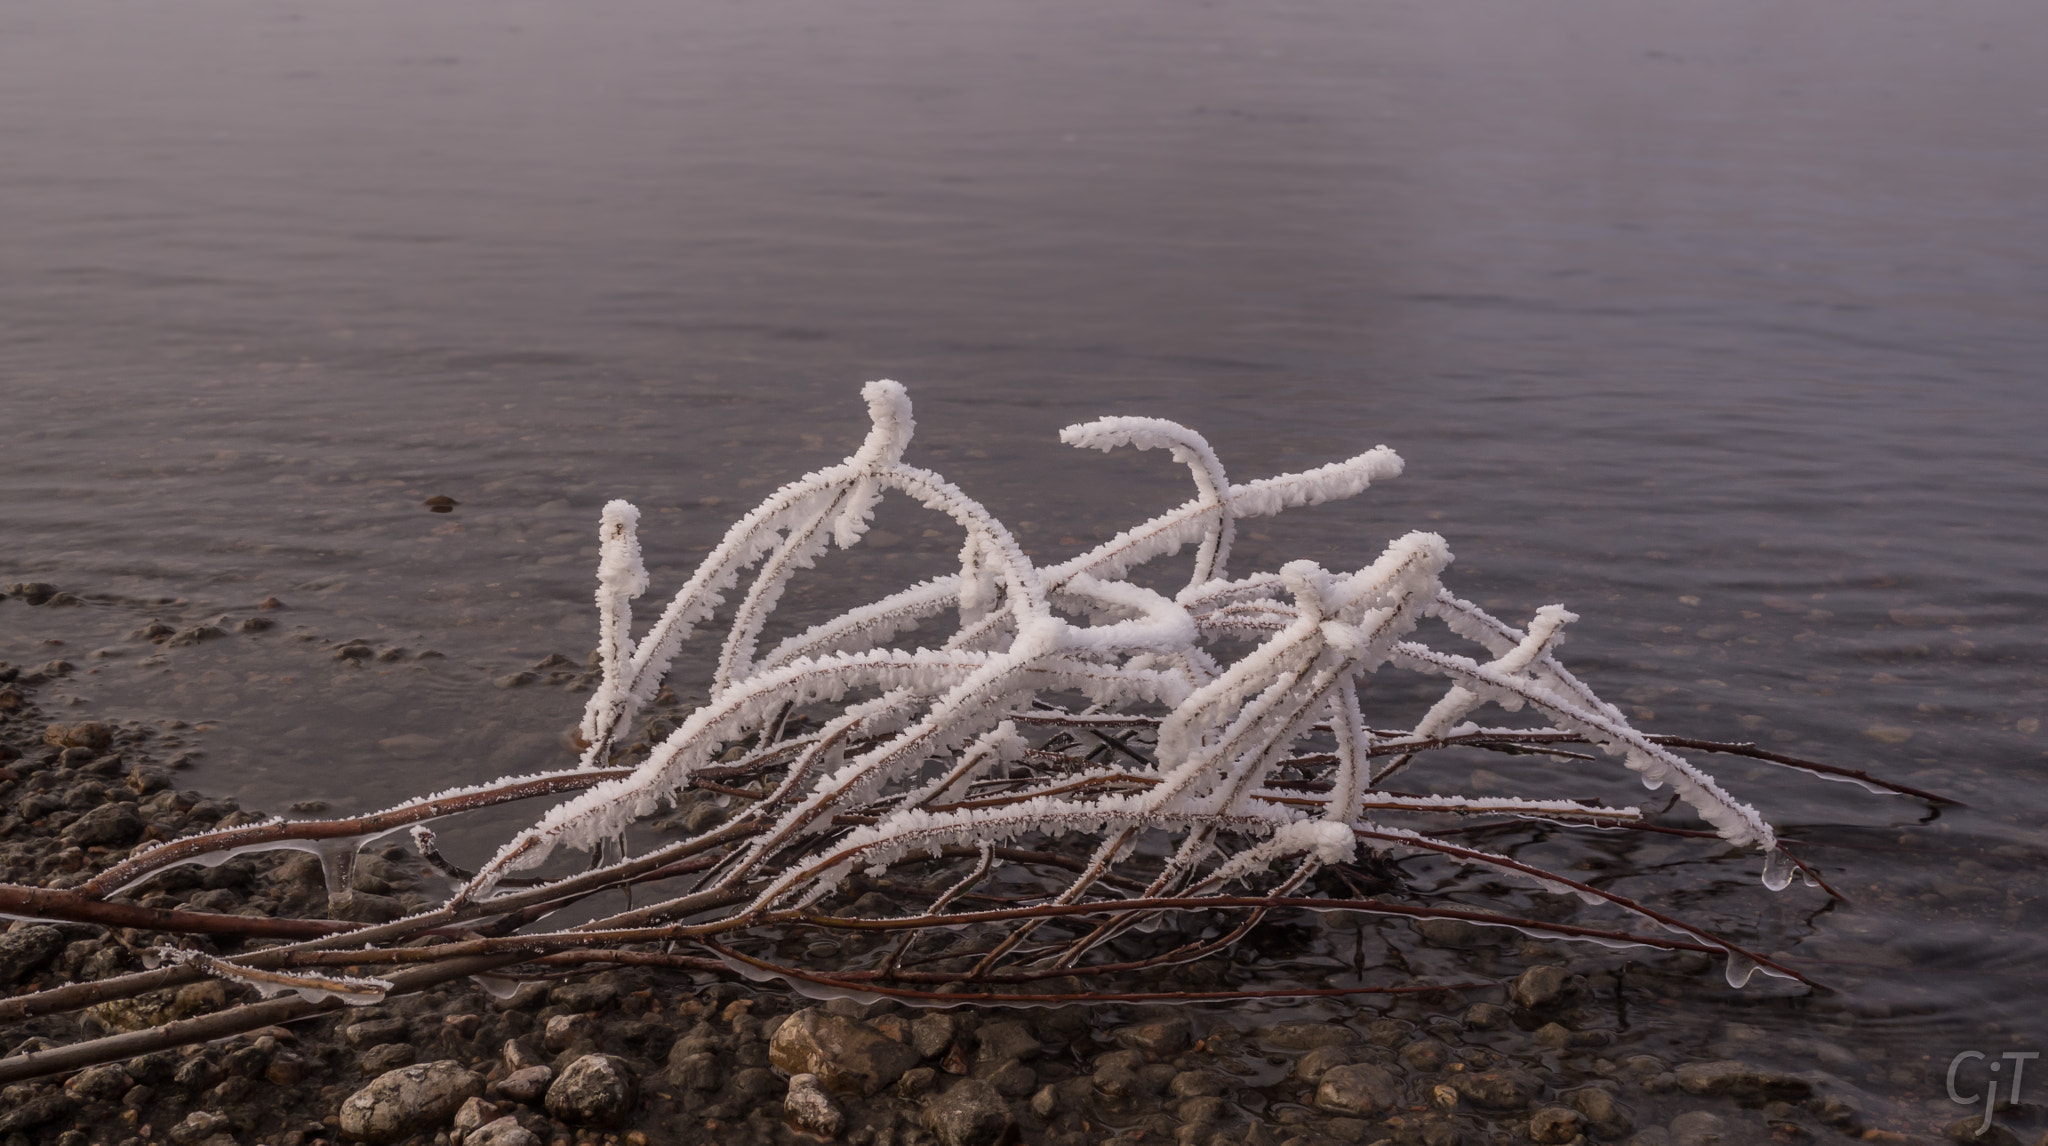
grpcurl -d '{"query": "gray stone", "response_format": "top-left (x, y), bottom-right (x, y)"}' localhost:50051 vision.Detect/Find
top-left (338, 1060), bottom-right (484, 1144)
top-left (63, 1062), bottom-right (133, 1102)
top-left (543, 1054), bottom-right (637, 1128)
top-left (910, 1011), bottom-right (957, 1059)
top-left (1512, 964), bottom-right (1570, 1008)
top-left (975, 1019), bottom-right (1043, 1065)
top-left (985, 1059), bottom-right (1037, 1099)
top-left (784, 1073), bottom-right (845, 1139)
top-left (464, 1116), bottom-right (542, 1146)
top-left (1672, 1060), bottom-right (1812, 1101)
top-left (168, 1112), bottom-right (230, 1144)
top-left (924, 1078), bottom-right (1013, 1146)
top-left (488, 1065), bottom-right (553, 1104)
top-left (360, 1043), bottom-right (416, 1074)
top-left (1313, 1063), bottom-right (1399, 1116)
top-left (0, 925), bottom-right (65, 985)
top-left (452, 1097), bottom-right (498, 1136)
top-left (770, 1007), bottom-right (922, 1096)
top-left (344, 1018), bottom-right (411, 1048)
top-left (0, 1090), bottom-right (74, 1134)
top-left (1530, 1106), bottom-right (1583, 1144)
top-left (60, 801), bottom-right (143, 846)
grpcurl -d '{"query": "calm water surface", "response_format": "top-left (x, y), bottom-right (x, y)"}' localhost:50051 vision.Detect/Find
top-left (2, 0), bottom-right (2045, 1126)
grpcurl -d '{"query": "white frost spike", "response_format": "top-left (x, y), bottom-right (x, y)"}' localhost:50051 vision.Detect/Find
top-left (580, 499), bottom-right (650, 762)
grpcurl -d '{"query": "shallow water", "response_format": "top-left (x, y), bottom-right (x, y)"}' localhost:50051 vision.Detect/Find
top-left (2, 0), bottom-right (2044, 1126)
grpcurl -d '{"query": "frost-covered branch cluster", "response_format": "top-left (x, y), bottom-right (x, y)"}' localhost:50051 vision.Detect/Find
top-left (7, 381), bottom-right (1916, 1082)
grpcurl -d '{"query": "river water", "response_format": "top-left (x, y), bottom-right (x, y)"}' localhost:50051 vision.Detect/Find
top-left (2, 0), bottom-right (2044, 1129)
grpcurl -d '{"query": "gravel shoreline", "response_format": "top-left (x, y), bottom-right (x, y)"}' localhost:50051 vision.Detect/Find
top-left (0, 655), bottom-right (1959, 1146)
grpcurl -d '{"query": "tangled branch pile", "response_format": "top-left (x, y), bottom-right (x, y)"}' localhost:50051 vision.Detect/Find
top-left (1, 382), bottom-right (1936, 1084)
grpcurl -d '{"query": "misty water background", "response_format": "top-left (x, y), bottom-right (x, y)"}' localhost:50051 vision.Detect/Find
top-left (2, 0), bottom-right (2044, 1119)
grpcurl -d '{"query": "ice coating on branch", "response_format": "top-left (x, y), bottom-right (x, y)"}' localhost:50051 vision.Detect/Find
top-left (392, 381), bottom-right (1805, 991)
top-left (158, 949), bottom-right (391, 1006)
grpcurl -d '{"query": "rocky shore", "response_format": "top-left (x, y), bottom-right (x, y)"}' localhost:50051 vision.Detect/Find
top-left (0, 657), bottom-right (1977, 1146)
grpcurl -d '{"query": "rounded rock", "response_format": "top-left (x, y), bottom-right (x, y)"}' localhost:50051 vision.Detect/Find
top-left (338, 1060), bottom-right (484, 1144)
top-left (924, 1078), bottom-right (1012, 1146)
top-left (784, 1073), bottom-right (845, 1139)
top-left (543, 1054), bottom-right (638, 1128)
top-left (1313, 1063), bottom-right (1399, 1116)
top-left (464, 1116), bottom-right (541, 1146)
top-left (1530, 1106), bottom-right (1583, 1144)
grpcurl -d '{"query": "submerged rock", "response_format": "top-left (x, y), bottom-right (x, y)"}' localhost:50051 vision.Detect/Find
top-left (770, 1007), bottom-right (921, 1096)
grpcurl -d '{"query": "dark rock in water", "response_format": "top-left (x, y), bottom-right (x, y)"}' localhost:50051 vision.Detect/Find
top-left (1673, 1060), bottom-right (1813, 1100)
top-left (1313, 1063), bottom-right (1399, 1116)
top-left (495, 671), bottom-right (537, 688)
top-left (1111, 1015), bottom-right (1191, 1056)
top-left (422, 495), bottom-right (460, 512)
top-left (985, 1059), bottom-right (1037, 1099)
top-left (1512, 964), bottom-right (1571, 1008)
top-left (43, 722), bottom-right (112, 752)
top-left (238, 616), bottom-right (274, 633)
top-left (61, 802), bottom-right (143, 846)
top-left (784, 1073), bottom-right (845, 1138)
top-left (1567, 1085), bottom-right (1633, 1137)
top-left (328, 890), bottom-right (404, 923)
top-left (465, 1116), bottom-right (541, 1146)
top-left (163, 626), bottom-right (225, 648)
top-left (130, 621), bottom-right (176, 642)
top-left (8, 583), bottom-right (60, 606)
top-left (1453, 1069), bottom-right (1544, 1110)
top-left (1944, 1115), bottom-right (2022, 1145)
top-left (975, 1019), bottom-right (1044, 1066)
top-left (770, 1007), bottom-right (922, 1096)
top-left (1258, 1021), bottom-right (1358, 1050)
top-left (337, 1060), bottom-right (483, 1144)
top-left (126, 764), bottom-right (173, 795)
top-left (1292, 1045), bottom-right (1358, 1084)
top-left (544, 1054), bottom-right (638, 1127)
top-left (924, 1078), bottom-right (1012, 1146)
top-left (0, 925), bottom-right (66, 985)
top-left (1667, 1109), bottom-right (1727, 1146)
top-left (1415, 917), bottom-right (1504, 948)
top-left (1529, 1105), bottom-right (1584, 1144)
